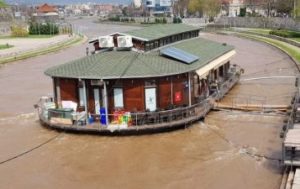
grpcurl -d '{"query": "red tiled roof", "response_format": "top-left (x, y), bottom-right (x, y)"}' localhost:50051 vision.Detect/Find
top-left (37, 3), bottom-right (57, 13)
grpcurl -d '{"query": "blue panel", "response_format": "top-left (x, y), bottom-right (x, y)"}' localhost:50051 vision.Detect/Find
top-left (160, 47), bottom-right (199, 64)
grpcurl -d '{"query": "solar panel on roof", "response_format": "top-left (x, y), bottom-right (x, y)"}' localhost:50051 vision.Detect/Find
top-left (160, 47), bottom-right (199, 64)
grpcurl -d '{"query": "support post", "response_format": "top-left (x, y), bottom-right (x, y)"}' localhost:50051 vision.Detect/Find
top-left (56, 78), bottom-right (61, 107)
top-left (188, 72), bottom-right (192, 106)
top-left (82, 79), bottom-right (88, 124)
top-left (52, 78), bottom-right (57, 104)
top-left (103, 80), bottom-right (109, 126)
top-left (171, 76), bottom-right (173, 105)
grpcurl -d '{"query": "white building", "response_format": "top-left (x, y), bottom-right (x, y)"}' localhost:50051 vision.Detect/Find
top-left (228, 0), bottom-right (244, 17)
top-left (133, 0), bottom-right (142, 8)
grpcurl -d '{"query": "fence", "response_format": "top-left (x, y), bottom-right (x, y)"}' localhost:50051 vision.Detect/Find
top-left (214, 17), bottom-right (300, 31)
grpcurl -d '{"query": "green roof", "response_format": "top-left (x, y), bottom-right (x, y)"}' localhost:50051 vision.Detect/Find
top-left (45, 37), bottom-right (234, 79)
top-left (122, 24), bottom-right (200, 41)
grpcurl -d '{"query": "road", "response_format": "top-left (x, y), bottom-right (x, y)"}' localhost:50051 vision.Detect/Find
top-left (0, 18), bottom-right (298, 189)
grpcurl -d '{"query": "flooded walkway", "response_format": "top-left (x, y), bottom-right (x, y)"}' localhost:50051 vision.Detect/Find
top-left (0, 20), bottom-right (298, 189)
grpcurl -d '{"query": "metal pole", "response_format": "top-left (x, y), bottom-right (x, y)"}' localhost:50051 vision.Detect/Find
top-left (188, 72), bottom-right (192, 106)
top-left (52, 78), bottom-right (56, 104)
top-left (171, 77), bottom-right (173, 105)
top-left (82, 79), bottom-right (88, 124)
top-left (56, 78), bottom-right (61, 107)
top-left (294, 0), bottom-right (297, 19)
top-left (103, 80), bottom-right (109, 126)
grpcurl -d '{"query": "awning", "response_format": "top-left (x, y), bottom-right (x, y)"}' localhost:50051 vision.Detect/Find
top-left (196, 50), bottom-right (236, 78)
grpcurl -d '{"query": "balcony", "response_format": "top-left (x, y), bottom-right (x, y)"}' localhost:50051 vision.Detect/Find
top-left (36, 69), bottom-right (241, 135)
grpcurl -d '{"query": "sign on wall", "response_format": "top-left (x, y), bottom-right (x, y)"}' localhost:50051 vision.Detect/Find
top-left (174, 91), bottom-right (182, 103)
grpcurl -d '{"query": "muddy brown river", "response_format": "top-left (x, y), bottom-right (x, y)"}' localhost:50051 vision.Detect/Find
top-left (0, 19), bottom-right (298, 189)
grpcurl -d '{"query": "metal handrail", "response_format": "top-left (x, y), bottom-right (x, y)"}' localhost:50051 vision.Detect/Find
top-left (37, 69), bottom-right (241, 129)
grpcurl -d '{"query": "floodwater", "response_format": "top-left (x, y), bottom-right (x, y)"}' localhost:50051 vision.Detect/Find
top-left (0, 18), bottom-right (298, 189)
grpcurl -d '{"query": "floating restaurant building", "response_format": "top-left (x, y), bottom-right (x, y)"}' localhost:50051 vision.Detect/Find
top-left (37, 24), bottom-right (241, 135)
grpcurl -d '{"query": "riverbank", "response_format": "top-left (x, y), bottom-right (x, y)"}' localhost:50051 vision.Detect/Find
top-left (216, 29), bottom-right (300, 66)
top-left (0, 34), bottom-right (87, 65)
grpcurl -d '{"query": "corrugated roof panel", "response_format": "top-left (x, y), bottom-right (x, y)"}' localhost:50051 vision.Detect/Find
top-left (160, 47), bottom-right (199, 64)
top-left (45, 37), bottom-right (235, 79)
top-left (123, 24), bottom-right (200, 41)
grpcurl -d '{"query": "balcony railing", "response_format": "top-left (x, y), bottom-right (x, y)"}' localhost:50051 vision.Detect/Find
top-left (37, 69), bottom-right (241, 132)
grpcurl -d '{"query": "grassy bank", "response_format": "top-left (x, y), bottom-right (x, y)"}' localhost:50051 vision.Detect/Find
top-left (0, 35), bottom-right (86, 64)
top-left (239, 28), bottom-right (300, 43)
top-left (0, 34), bottom-right (57, 39)
top-left (0, 44), bottom-right (13, 50)
top-left (236, 32), bottom-right (300, 63)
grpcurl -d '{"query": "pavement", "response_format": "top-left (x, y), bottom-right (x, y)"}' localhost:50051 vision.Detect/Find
top-left (0, 35), bottom-right (73, 58)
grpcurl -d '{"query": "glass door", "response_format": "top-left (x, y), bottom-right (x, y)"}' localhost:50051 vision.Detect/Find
top-left (94, 88), bottom-right (100, 114)
top-left (145, 88), bottom-right (157, 111)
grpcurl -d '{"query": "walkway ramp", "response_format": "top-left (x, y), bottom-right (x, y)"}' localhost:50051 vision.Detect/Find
top-left (293, 169), bottom-right (300, 189)
top-left (214, 102), bottom-right (289, 111)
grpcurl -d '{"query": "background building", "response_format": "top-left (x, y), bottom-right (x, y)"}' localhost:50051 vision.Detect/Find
top-left (145, 0), bottom-right (172, 16)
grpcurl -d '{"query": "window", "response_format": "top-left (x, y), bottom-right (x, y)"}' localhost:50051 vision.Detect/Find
top-left (79, 87), bottom-right (85, 106)
top-left (114, 88), bottom-right (124, 108)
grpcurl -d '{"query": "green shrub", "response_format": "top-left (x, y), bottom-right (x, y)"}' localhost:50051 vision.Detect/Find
top-left (173, 17), bottom-right (182, 24)
top-left (29, 23), bottom-right (59, 35)
top-left (239, 8), bottom-right (246, 17)
top-left (162, 17), bottom-right (167, 24)
top-left (120, 18), bottom-right (129, 22)
top-left (108, 16), bottom-right (121, 22)
top-left (269, 29), bottom-right (300, 38)
top-left (11, 25), bottom-right (28, 37)
top-left (155, 17), bottom-right (167, 24)
top-left (173, 17), bottom-right (182, 23)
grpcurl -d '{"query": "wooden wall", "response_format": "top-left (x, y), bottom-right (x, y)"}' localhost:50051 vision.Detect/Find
top-left (123, 79), bottom-right (145, 112)
top-left (158, 77), bottom-right (171, 109)
top-left (172, 74), bottom-right (188, 106)
top-left (55, 73), bottom-right (198, 114)
top-left (87, 80), bottom-right (95, 113)
top-left (59, 78), bottom-right (77, 103)
top-left (132, 39), bottom-right (144, 51)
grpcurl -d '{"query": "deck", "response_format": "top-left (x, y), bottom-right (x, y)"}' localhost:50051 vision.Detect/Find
top-left (37, 71), bottom-right (240, 135)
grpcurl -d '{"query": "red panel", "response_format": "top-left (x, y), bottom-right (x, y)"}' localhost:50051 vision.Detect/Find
top-left (59, 78), bottom-right (77, 103)
top-left (158, 77), bottom-right (171, 109)
top-left (123, 79), bottom-right (145, 112)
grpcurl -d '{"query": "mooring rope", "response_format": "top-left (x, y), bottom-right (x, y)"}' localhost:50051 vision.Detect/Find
top-left (203, 122), bottom-right (282, 162)
top-left (0, 133), bottom-right (62, 165)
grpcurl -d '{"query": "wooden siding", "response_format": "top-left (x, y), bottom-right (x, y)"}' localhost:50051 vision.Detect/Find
top-left (55, 72), bottom-right (203, 114)
top-left (158, 77), bottom-right (172, 109)
top-left (132, 39), bottom-right (144, 51)
top-left (131, 30), bottom-right (200, 51)
top-left (172, 74), bottom-right (188, 106)
top-left (123, 79), bottom-right (145, 112)
top-left (59, 78), bottom-right (77, 103)
top-left (87, 80), bottom-right (95, 113)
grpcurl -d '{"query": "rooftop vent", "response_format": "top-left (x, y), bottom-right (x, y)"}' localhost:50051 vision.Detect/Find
top-left (98, 36), bottom-right (114, 48)
top-left (117, 36), bottom-right (133, 48)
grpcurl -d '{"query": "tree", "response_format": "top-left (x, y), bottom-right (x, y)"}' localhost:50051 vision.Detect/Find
top-left (187, 0), bottom-right (221, 19)
top-left (293, 0), bottom-right (300, 18)
top-left (0, 0), bottom-right (7, 8)
top-left (205, 0), bottom-right (222, 19)
top-left (187, 0), bottom-right (205, 15)
top-left (173, 0), bottom-right (190, 17)
top-left (274, 0), bottom-right (293, 15)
